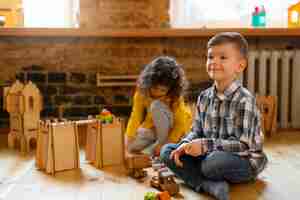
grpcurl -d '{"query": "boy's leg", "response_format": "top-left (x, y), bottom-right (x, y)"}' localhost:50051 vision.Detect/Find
top-left (201, 151), bottom-right (255, 183)
top-left (161, 145), bottom-right (230, 200)
top-left (150, 100), bottom-right (173, 145)
top-left (127, 128), bottom-right (156, 153)
top-left (160, 143), bottom-right (204, 189)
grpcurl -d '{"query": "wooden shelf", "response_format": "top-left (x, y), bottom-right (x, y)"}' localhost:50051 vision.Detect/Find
top-left (0, 28), bottom-right (299, 38)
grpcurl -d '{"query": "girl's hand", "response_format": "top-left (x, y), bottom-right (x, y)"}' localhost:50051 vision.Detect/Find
top-left (125, 136), bottom-right (135, 149)
top-left (184, 139), bottom-right (207, 157)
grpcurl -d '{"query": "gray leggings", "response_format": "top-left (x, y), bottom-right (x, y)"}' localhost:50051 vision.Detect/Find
top-left (127, 100), bottom-right (173, 154)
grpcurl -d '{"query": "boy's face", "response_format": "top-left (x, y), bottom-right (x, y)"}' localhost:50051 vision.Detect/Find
top-left (206, 43), bottom-right (246, 84)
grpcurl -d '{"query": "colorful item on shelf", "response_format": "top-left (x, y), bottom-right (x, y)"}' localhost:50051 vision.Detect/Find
top-left (252, 5), bottom-right (266, 28)
top-left (288, 1), bottom-right (300, 28)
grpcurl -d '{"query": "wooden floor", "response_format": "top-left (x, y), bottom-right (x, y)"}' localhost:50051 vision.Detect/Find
top-left (1, 131), bottom-right (300, 200)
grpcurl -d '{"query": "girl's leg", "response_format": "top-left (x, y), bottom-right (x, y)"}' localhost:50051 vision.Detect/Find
top-left (150, 100), bottom-right (173, 145)
top-left (127, 128), bottom-right (156, 153)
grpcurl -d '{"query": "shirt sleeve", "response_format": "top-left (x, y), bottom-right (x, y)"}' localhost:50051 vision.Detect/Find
top-left (168, 97), bottom-right (192, 143)
top-left (125, 91), bottom-right (145, 138)
top-left (180, 95), bottom-right (205, 144)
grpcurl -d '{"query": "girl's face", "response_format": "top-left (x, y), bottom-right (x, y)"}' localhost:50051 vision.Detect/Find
top-left (150, 85), bottom-right (169, 98)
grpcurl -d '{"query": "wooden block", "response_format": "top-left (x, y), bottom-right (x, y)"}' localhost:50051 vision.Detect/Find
top-left (125, 153), bottom-right (151, 169)
top-left (36, 121), bottom-right (79, 175)
top-left (96, 73), bottom-right (138, 87)
top-left (85, 120), bottom-right (99, 163)
top-left (84, 117), bottom-right (125, 169)
top-left (100, 117), bottom-right (124, 167)
top-left (36, 121), bottom-right (50, 170)
top-left (47, 122), bottom-right (79, 174)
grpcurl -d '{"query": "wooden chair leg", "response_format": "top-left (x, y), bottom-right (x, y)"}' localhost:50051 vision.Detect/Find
top-left (8, 132), bottom-right (16, 148)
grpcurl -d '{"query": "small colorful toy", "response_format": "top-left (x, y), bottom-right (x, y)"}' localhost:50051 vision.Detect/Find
top-left (144, 191), bottom-right (171, 200)
top-left (144, 192), bottom-right (157, 200)
top-left (157, 191), bottom-right (171, 200)
top-left (150, 167), bottom-right (180, 196)
top-left (96, 109), bottom-right (113, 123)
top-left (252, 5), bottom-right (266, 27)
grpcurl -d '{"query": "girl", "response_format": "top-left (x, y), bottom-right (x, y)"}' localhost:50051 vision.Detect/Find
top-left (125, 56), bottom-right (192, 156)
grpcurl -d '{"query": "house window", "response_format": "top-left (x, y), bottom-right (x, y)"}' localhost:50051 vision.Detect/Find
top-left (23, 0), bottom-right (79, 28)
top-left (170, 0), bottom-right (299, 28)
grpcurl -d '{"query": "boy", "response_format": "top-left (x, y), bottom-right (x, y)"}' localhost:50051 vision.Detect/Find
top-left (160, 32), bottom-right (268, 200)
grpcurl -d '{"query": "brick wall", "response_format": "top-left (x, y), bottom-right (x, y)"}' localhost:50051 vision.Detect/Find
top-left (0, 36), bottom-right (212, 127)
top-left (80, 0), bottom-right (170, 29)
top-left (1, 36), bottom-right (299, 128)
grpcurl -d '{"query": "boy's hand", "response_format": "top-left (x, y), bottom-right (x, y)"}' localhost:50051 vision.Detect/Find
top-left (170, 143), bottom-right (189, 167)
top-left (184, 139), bottom-right (207, 157)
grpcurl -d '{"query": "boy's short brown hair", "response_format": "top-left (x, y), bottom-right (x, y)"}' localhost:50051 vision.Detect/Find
top-left (207, 32), bottom-right (248, 59)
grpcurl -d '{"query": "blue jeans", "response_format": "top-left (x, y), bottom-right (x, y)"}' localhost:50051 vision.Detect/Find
top-left (160, 143), bottom-right (256, 190)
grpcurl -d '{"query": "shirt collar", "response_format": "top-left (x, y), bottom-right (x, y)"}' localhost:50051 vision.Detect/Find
top-left (209, 79), bottom-right (242, 100)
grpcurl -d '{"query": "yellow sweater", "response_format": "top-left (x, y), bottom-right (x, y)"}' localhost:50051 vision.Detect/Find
top-left (125, 91), bottom-right (193, 143)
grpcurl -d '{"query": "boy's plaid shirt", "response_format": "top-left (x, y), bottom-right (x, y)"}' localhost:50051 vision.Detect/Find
top-left (182, 80), bottom-right (267, 175)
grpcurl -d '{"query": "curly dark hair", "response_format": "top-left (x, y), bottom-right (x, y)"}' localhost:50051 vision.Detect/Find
top-left (137, 56), bottom-right (188, 99)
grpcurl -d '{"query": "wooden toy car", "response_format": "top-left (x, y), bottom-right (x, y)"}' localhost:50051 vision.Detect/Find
top-left (150, 167), bottom-right (179, 196)
top-left (125, 153), bottom-right (151, 179)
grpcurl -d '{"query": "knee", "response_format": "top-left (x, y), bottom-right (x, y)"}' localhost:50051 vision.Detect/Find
top-left (126, 143), bottom-right (136, 153)
top-left (201, 151), bottom-right (229, 177)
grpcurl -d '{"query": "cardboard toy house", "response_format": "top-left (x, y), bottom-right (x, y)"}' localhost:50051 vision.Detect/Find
top-left (5, 80), bottom-right (26, 152)
top-left (5, 81), bottom-right (42, 153)
top-left (21, 81), bottom-right (43, 152)
top-left (85, 116), bottom-right (125, 169)
top-left (36, 120), bottom-right (80, 175)
top-left (36, 115), bottom-right (124, 175)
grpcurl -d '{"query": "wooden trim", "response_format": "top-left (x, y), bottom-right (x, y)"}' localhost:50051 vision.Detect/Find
top-left (97, 74), bottom-right (138, 87)
top-left (0, 28), bottom-right (300, 38)
top-left (0, 8), bottom-right (12, 12)
top-left (0, 128), bottom-right (9, 134)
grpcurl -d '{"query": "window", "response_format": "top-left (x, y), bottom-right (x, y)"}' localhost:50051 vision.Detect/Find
top-left (23, 0), bottom-right (79, 28)
top-left (170, 0), bottom-right (300, 28)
